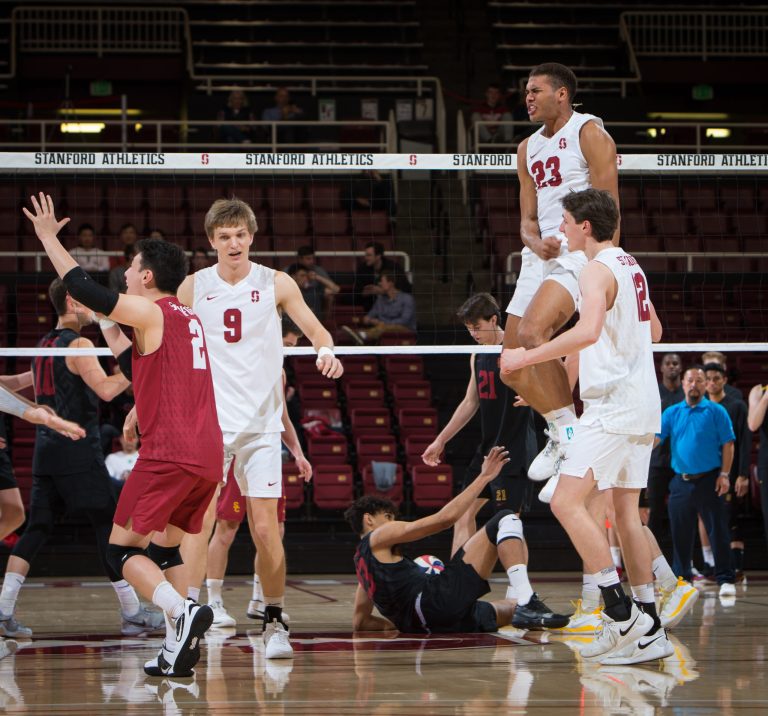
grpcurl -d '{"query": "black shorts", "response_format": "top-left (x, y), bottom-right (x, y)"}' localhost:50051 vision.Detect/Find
top-left (416, 548), bottom-right (497, 634)
top-left (31, 460), bottom-right (115, 515)
top-left (646, 465), bottom-right (674, 505)
top-left (463, 453), bottom-right (530, 513)
top-left (0, 450), bottom-right (17, 491)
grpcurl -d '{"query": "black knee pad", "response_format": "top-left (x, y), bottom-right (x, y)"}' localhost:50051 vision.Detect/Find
top-left (484, 509), bottom-right (517, 544)
top-left (146, 543), bottom-right (184, 571)
top-left (106, 543), bottom-right (145, 578)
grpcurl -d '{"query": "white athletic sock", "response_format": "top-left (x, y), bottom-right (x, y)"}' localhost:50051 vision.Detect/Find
top-left (505, 564), bottom-right (533, 606)
top-left (187, 586), bottom-right (201, 602)
top-left (593, 567), bottom-right (621, 590)
top-left (207, 578), bottom-right (224, 604)
top-left (152, 581), bottom-right (185, 621)
top-left (111, 579), bottom-right (140, 617)
top-left (631, 583), bottom-right (655, 605)
top-left (652, 555), bottom-right (679, 591)
top-left (702, 546), bottom-right (715, 567)
top-left (0, 573), bottom-right (25, 616)
top-left (581, 573), bottom-right (601, 612)
top-left (252, 574), bottom-right (263, 602)
top-left (543, 405), bottom-right (577, 431)
top-left (610, 546), bottom-right (623, 569)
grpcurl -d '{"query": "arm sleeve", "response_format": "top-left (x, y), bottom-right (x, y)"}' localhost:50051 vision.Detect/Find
top-left (735, 402), bottom-right (752, 476)
top-left (0, 386), bottom-right (29, 419)
top-left (117, 347), bottom-right (133, 381)
top-left (715, 404), bottom-right (736, 445)
top-left (658, 405), bottom-right (672, 442)
top-left (63, 266), bottom-right (120, 316)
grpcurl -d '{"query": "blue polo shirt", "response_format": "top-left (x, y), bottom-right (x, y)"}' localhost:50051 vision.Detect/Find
top-left (658, 398), bottom-right (735, 475)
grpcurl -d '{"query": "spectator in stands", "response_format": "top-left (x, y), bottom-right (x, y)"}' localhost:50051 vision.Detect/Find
top-left (657, 366), bottom-right (736, 596)
top-left (108, 244), bottom-right (135, 293)
top-left (105, 434), bottom-right (139, 496)
top-left (191, 247), bottom-right (212, 273)
top-left (346, 170), bottom-right (394, 215)
top-left (747, 381), bottom-right (768, 554)
top-left (147, 228), bottom-right (166, 241)
top-left (287, 264), bottom-right (326, 320)
top-left (117, 223), bottom-right (138, 249)
top-left (218, 89), bottom-right (255, 145)
top-left (353, 241), bottom-right (411, 311)
top-left (646, 353), bottom-right (684, 537)
top-left (471, 83), bottom-right (513, 148)
top-left (701, 351), bottom-right (743, 399)
top-left (342, 271), bottom-right (416, 344)
top-left (284, 245), bottom-right (340, 300)
top-left (704, 362), bottom-right (751, 582)
top-left (70, 223), bottom-right (109, 272)
top-left (262, 87), bottom-right (303, 145)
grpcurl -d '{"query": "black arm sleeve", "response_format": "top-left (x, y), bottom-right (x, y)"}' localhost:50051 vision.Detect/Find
top-left (735, 402), bottom-right (752, 477)
top-left (63, 266), bottom-right (120, 316)
top-left (117, 347), bottom-right (133, 381)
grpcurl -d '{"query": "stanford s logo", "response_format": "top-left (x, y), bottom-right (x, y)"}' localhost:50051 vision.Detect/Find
top-left (201, 153), bottom-right (209, 165)
top-left (251, 290), bottom-right (260, 303)
top-left (558, 138), bottom-right (567, 149)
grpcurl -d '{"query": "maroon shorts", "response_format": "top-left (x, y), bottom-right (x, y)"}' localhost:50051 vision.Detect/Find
top-left (217, 464), bottom-right (247, 523)
top-left (114, 458), bottom-right (218, 536)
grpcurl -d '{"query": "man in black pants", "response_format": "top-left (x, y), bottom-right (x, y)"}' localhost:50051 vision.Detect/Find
top-left (421, 293), bottom-right (567, 629)
top-left (0, 278), bottom-right (163, 637)
top-left (348, 448), bottom-right (528, 634)
top-left (646, 353), bottom-right (683, 537)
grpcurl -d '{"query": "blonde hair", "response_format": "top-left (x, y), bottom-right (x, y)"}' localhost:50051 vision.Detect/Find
top-left (204, 197), bottom-right (258, 238)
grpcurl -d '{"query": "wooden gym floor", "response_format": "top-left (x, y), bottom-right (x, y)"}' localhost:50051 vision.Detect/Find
top-left (1, 573), bottom-right (766, 714)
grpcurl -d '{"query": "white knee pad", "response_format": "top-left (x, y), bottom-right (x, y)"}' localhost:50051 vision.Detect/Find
top-left (497, 514), bottom-right (524, 544)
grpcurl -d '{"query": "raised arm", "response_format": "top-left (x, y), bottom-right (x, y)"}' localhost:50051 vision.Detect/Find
top-left (748, 383), bottom-right (768, 432)
top-left (275, 271), bottom-right (343, 379)
top-left (370, 446), bottom-right (509, 550)
top-left (422, 356), bottom-right (480, 466)
top-left (581, 120), bottom-right (620, 245)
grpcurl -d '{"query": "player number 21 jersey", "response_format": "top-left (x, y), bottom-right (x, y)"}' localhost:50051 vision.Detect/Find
top-left (193, 262), bottom-right (284, 434)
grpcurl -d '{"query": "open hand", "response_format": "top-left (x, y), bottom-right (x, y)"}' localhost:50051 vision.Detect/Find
top-left (22, 193), bottom-right (70, 241)
top-left (27, 406), bottom-right (85, 440)
top-left (480, 446), bottom-right (510, 480)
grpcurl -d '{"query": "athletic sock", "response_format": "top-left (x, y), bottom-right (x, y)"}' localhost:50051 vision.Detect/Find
top-left (252, 575), bottom-right (263, 602)
top-left (505, 564), bottom-right (533, 606)
top-left (263, 596), bottom-right (286, 630)
top-left (731, 547), bottom-right (744, 572)
top-left (207, 578), bottom-right (224, 604)
top-left (610, 546), bottom-right (623, 569)
top-left (543, 405), bottom-right (577, 432)
top-left (702, 546), bottom-right (715, 568)
top-left (0, 573), bottom-right (25, 616)
top-left (152, 581), bottom-right (185, 621)
top-left (652, 554), bottom-right (679, 591)
top-left (187, 586), bottom-right (201, 603)
top-left (111, 579), bottom-right (141, 617)
top-left (593, 568), bottom-right (631, 621)
top-left (581, 573), bottom-right (601, 612)
top-left (634, 596), bottom-right (661, 635)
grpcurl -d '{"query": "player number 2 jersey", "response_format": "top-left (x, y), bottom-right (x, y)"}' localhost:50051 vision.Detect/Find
top-left (577, 247), bottom-right (661, 435)
top-left (193, 262), bottom-right (284, 434)
top-left (525, 110), bottom-right (603, 253)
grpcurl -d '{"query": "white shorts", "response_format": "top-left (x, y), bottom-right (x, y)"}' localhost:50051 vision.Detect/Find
top-left (222, 431), bottom-right (283, 499)
top-left (558, 423), bottom-right (654, 491)
top-left (506, 241), bottom-right (588, 318)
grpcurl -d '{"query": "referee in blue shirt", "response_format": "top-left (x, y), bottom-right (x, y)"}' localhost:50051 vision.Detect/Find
top-left (655, 366), bottom-right (736, 592)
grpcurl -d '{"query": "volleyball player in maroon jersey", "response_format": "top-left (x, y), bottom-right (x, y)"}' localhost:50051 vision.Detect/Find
top-left (25, 193), bottom-right (223, 678)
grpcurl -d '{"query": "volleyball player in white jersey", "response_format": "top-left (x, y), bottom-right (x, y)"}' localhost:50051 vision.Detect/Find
top-left (502, 189), bottom-right (671, 664)
top-left (176, 198), bottom-right (343, 659)
top-left (499, 63), bottom-right (619, 482)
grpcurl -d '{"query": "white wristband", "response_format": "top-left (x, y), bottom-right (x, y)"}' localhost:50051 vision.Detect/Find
top-left (316, 346), bottom-right (334, 361)
top-left (99, 318), bottom-right (116, 330)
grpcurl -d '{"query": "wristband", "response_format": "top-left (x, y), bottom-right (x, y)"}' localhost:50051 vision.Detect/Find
top-left (719, 472), bottom-right (730, 478)
top-left (316, 346), bottom-right (334, 361)
top-left (99, 318), bottom-right (116, 330)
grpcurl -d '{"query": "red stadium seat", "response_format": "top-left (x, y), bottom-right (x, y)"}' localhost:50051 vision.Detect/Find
top-left (382, 355), bottom-right (424, 379)
top-left (478, 183), bottom-right (518, 212)
top-left (391, 380), bottom-right (431, 409)
top-left (306, 434), bottom-right (348, 463)
top-left (351, 210), bottom-right (391, 237)
top-left (361, 464), bottom-right (404, 507)
top-left (296, 380), bottom-right (338, 405)
top-left (312, 464), bottom-right (354, 510)
top-left (282, 462), bottom-right (306, 510)
top-left (411, 464), bottom-right (453, 508)
top-left (350, 408), bottom-right (391, 434)
top-left (312, 211), bottom-right (350, 237)
top-left (308, 184), bottom-right (343, 211)
top-left (398, 407), bottom-right (438, 438)
top-left (345, 380), bottom-right (386, 404)
top-left (356, 434), bottom-right (398, 469)
top-left (404, 434), bottom-right (435, 468)
top-left (267, 185), bottom-right (305, 212)
top-left (272, 211), bottom-right (309, 239)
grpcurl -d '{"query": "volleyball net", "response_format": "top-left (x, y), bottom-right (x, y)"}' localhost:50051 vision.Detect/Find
top-left (0, 151), bottom-right (766, 376)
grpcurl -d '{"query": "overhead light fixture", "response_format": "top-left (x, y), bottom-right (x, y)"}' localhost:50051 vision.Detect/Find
top-left (60, 122), bottom-right (105, 134)
top-left (57, 108), bottom-right (142, 117)
top-left (706, 128), bottom-right (731, 139)
top-left (647, 112), bottom-right (728, 120)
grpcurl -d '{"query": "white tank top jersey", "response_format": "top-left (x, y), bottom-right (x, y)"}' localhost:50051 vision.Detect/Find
top-left (577, 247), bottom-right (661, 435)
top-left (524, 111), bottom-right (603, 255)
top-left (192, 262), bottom-right (284, 434)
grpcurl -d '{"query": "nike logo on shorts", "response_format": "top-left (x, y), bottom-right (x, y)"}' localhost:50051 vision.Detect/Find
top-left (206, 295), bottom-right (217, 301)
top-left (267, 481), bottom-right (278, 487)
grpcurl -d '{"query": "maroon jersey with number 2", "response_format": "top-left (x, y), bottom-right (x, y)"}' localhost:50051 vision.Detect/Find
top-left (132, 296), bottom-right (223, 479)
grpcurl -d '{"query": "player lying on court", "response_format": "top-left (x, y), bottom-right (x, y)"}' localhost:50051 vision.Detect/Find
top-left (25, 193), bottom-right (223, 678)
top-left (346, 447), bottom-right (550, 634)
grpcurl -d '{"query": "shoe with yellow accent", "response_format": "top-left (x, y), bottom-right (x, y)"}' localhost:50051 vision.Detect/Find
top-left (661, 634), bottom-right (699, 684)
top-left (552, 599), bottom-right (603, 634)
top-left (659, 578), bottom-right (699, 629)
